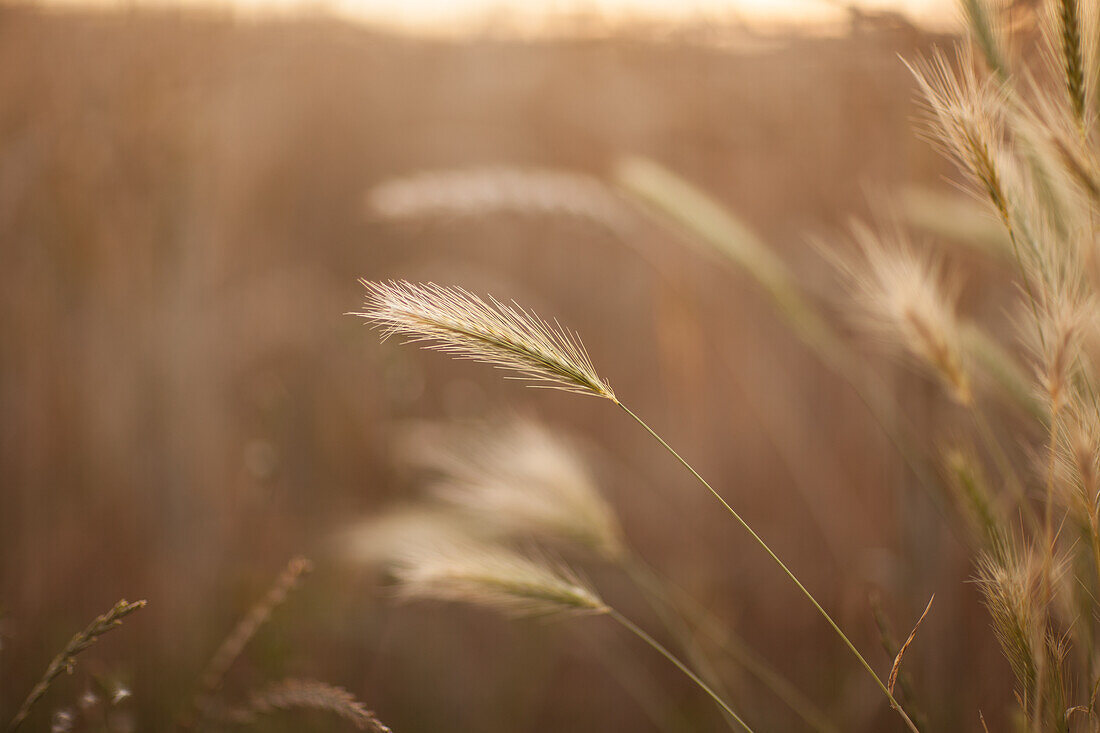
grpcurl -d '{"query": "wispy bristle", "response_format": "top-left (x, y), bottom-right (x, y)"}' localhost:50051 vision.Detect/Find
top-left (351, 280), bottom-right (616, 401)
top-left (907, 49), bottom-right (1014, 226)
top-left (392, 541), bottom-right (607, 618)
top-left (397, 417), bottom-right (625, 559)
top-left (833, 224), bottom-right (972, 405)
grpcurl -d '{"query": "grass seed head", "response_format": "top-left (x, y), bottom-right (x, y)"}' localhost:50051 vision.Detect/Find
top-left (351, 280), bottom-right (616, 401)
top-left (391, 540), bottom-right (608, 618)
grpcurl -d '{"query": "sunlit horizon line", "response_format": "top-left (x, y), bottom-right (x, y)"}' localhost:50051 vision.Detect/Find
top-left (34, 0), bottom-right (959, 37)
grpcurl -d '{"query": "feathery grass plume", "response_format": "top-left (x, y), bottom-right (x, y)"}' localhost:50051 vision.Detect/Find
top-left (1031, 295), bottom-right (1090, 413)
top-left (943, 446), bottom-right (1009, 557)
top-left (181, 557), bottom-right (312, 729)
top-left (907, 48), bottom-right (1014, 228)
top-left (352, 280), bottom-right (615, 401)
top-left (391, 540), bottom-right (607, 617)
top-left (974, 547), bottom-right (1041, 710)
top-left (974, 543), bottom-right (1070, 723)
top-left (338, 506), bottom-right (493, 567)
top-left (224, 679), bottom-right (391, 732)
top-left (832, 223), bottom-right (973, 405)
top-left (365, 166), bottom-right (630, 232)
top-left (396, 417), bottom-right (625, 559)
top-left (7, 600), bottom-right (146, 733)
top-left (1063, 402), bottom-right (1100, 513)
top-left (960, 0), bottom-right (1010, 81)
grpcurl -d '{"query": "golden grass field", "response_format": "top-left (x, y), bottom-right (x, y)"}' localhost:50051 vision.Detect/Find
top-left (1, 4), bottom-right (1042, 731)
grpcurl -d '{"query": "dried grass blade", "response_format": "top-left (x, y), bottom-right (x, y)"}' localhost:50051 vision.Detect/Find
top-left (888, 595), bottom-right (935, 697)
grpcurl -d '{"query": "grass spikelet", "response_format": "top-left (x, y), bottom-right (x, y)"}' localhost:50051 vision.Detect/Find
top-left (833, 224), bottom-right (972, 405)
top-left (182, 557), bottom-right (312, 728)
top-left (1033, 296), bottom-right (1089, 412)
top-left (391, 541), bottom-right (607, 618)
top-left (1056, 0), bottom-right (1087, 124)
top-left (227, 679), bottom-right (391, 732)
top-left (7, 599), bottom-right (146, 733)
top-left (907, 49), bottom-right (1014, 228)
top-left (351, 280), bottom-right (615, 401)
top-left (398, 417), bottom-right (625, 559)
top-left (365, 166), bottom-right (629, 231)
top-left (974, 545), bottom-right (1046, 713)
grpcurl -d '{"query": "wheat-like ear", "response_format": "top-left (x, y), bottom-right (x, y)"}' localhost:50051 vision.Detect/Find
top-left (351, 280), bottom-right (615, 401)
top-left (906, 49), bottom-right (1014, 227)
top-left (391, 540), bottom-right (607, 618)
top-left (1054, 0), bottom-right (1087, 124)
top-left (974, 543), bottom-right (1049, 712)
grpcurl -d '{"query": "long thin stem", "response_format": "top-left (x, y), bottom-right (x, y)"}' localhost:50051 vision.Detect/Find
top-left (626, 557), bottom-right (841, 733)
top-left (624, 559), bottom-right (743, 731)
top-left (606, 607), bottom-right (755, 733)
top-left (617, 401), bottom-right (921, 733)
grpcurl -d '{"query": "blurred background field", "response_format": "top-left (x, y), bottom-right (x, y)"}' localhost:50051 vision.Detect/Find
top-left (0, 2), bottom-right (1016, 730)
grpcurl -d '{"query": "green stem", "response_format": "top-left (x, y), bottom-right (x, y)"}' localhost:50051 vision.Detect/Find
top-left (617, 401), bottom-right (921, 733)
top-left (607, 608), bottom-right (755, 733)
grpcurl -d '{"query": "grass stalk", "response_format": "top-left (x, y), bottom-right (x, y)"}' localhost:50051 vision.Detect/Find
top-left (606, 607), bottom-right (755, 733)
top-left (615, 401), bottom-right (921, 733)
top-left (626, 557), bottom-right (841, 733)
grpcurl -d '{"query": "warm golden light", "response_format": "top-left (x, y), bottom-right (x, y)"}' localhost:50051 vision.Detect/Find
top-left (40, 0), bottom-right (957, 34)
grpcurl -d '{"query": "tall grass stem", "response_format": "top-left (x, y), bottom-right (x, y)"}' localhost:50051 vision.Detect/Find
top-left (617, 402), bottom-right (920, 733)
